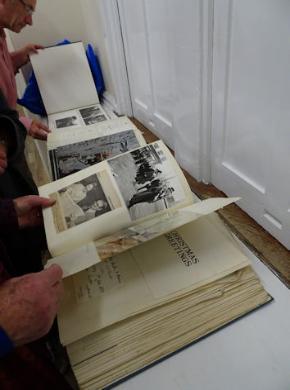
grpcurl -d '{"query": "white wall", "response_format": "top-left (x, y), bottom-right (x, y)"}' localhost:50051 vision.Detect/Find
top-left (8, 0), bottom-right (116, 102)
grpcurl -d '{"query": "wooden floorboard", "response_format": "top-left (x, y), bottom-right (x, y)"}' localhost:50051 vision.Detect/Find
top-left (132, 118), bottom-right (290, 288)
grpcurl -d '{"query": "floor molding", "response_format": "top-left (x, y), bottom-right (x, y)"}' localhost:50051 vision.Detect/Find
top-left (132, 118), bottom-right (290, 288)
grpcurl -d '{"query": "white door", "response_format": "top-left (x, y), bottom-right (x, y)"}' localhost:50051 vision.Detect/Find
top-left (117, 0), bottom-right (213, 179)
top-left (212, 0), bottom-right (290, 249)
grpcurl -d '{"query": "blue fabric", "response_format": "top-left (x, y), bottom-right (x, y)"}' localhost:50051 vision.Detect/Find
top-left (17, 71), bottom-right (46, 116)
top-left (86, 44), bottom-right (105, 97)
top-left (18, 40), bottom-right (105, 115)
top-left (0, 327), bottom-right (14, 358)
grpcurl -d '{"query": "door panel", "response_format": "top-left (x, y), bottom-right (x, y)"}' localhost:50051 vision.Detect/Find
top-left (212, 0), bottom-right (290, 248)
top-left (117, 0), bottom-right (212, 179)
top-left (118, 0), bottom-right (174, 147)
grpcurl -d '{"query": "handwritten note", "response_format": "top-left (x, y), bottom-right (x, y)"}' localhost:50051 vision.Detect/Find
top-left (73, 259), bottom-right (123, 302)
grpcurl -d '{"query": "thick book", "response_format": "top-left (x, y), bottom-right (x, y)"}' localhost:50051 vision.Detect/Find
top-left (55, 215), bottom-right (271, 390)
top-left (39, 143), bottom-right (271, 389)
top-left (30, 42), bottom-right (110, 131)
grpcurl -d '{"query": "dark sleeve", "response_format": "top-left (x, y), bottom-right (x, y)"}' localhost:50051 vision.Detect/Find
top-left (0, 199), bottom-right (18, 234)
top-left (0, 90), bottom-right (26, 161)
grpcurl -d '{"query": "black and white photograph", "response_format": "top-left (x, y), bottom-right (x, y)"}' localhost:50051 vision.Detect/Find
top-left (79, 105), bottom-right (108, 125)
top-left (55, 115), bottom-right (80, 129)
top-left (49, 130), bottom-right (141, 180)
top-left (58, 174), bottom-right (111, 229)
top-left (108, 143), bottom-right (185, 220)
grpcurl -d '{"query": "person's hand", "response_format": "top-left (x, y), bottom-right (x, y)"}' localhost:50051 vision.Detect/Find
top-left (0, 265), bottom-right (63, 346)
top-left (19, 44), bottom-right (44, 67)
top-left (28, 119), bottom-right (51, 140)
top-left (0, 143), bottom-right (7, 175)
top-left (13, 195), bottom-right (55, 228)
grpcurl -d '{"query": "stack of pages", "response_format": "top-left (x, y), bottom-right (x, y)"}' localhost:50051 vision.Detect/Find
top-left (30, 42), bottom-right (271, 390)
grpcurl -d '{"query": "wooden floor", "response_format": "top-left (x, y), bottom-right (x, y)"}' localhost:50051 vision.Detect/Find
top-left (132, 118), bottom-right (290, 288)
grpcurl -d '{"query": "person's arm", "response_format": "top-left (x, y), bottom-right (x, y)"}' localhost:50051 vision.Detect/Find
top-left (0, 265), bottom-right (63, 356)
top-left (10, 44), bottom-right (44, 73)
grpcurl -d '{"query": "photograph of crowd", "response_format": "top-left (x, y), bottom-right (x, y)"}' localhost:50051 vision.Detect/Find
top-left (49, 130), bottom-right (141, 180)
top-left (79, 105), bottom-right (107, 125)
top-left (108, 143), bottom-right (185, 220)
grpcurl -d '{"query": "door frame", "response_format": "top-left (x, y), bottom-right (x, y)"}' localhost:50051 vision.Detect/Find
top-left (99, 0), bottom-right (132, 116)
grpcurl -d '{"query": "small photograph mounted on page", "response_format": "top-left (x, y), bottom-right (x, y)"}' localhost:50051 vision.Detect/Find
top-left (49, 104), bottom-right (109, 131)
top-left (108, 143), bottom-right (186, 221)
top-left (55, 115), bottom-right (80, 129)
top-left (79, 105), bottom-right (108, 125)
top-left (51, 173), bottom-right (113, 232)
top-left (49, 129), bottom-right (142, 179)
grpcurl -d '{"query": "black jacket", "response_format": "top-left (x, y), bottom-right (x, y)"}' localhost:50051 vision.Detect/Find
top-left (0, 91), bottom-right (37, 197)
top-left (0, 91), bottom-right (44, 276)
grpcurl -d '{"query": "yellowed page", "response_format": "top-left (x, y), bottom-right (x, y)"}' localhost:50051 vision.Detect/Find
top-left (94, 197), bottom-right (240, 261)
top-left (47, 117), bottom-right (144, 147)
top-left (47, 197), bottom-right (239, 276)
top-left (39, 141), bottom-right (193, 256)
top-left (58, 217), bottom-right (250, 345)
top-left (45, 242), bottom-right (100, 278)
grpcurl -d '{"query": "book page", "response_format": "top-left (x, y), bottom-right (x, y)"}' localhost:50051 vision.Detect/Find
top-left (47, 117), bottom-right (144, 148)
top-left (46, 197), bottom-right (240, 277)
top-left (39, 141), bottom-right (193, 256)
top-left (47, 117), bottom-right (146, 180)
top-left (58, 217), bottom-right (250, 345)
top-left (47, 104), bottom-right (110, 131)
top-left (30, 42), bottom-right (99, 115)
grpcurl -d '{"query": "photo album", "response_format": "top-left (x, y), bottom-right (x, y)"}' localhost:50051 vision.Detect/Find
top-left (30, 42), bottom-right (110, 131)
top-left (30, 42), bottom-right (271, 390)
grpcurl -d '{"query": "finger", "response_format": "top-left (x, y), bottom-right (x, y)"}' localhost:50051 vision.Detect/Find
top-left (39, 123), bottom-right (51, 132)
top-left (35, 129), bottom-right (49, 140)
top-left (23, 195), bottom-right (56, 209)
top-left (30, 195), bottom-right (55, 208)
top-left (41, 265), bottom-right (63, 285)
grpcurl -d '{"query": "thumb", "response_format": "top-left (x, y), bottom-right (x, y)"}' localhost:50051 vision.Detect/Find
top-left (41, 264), bottom-right (63, 286)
